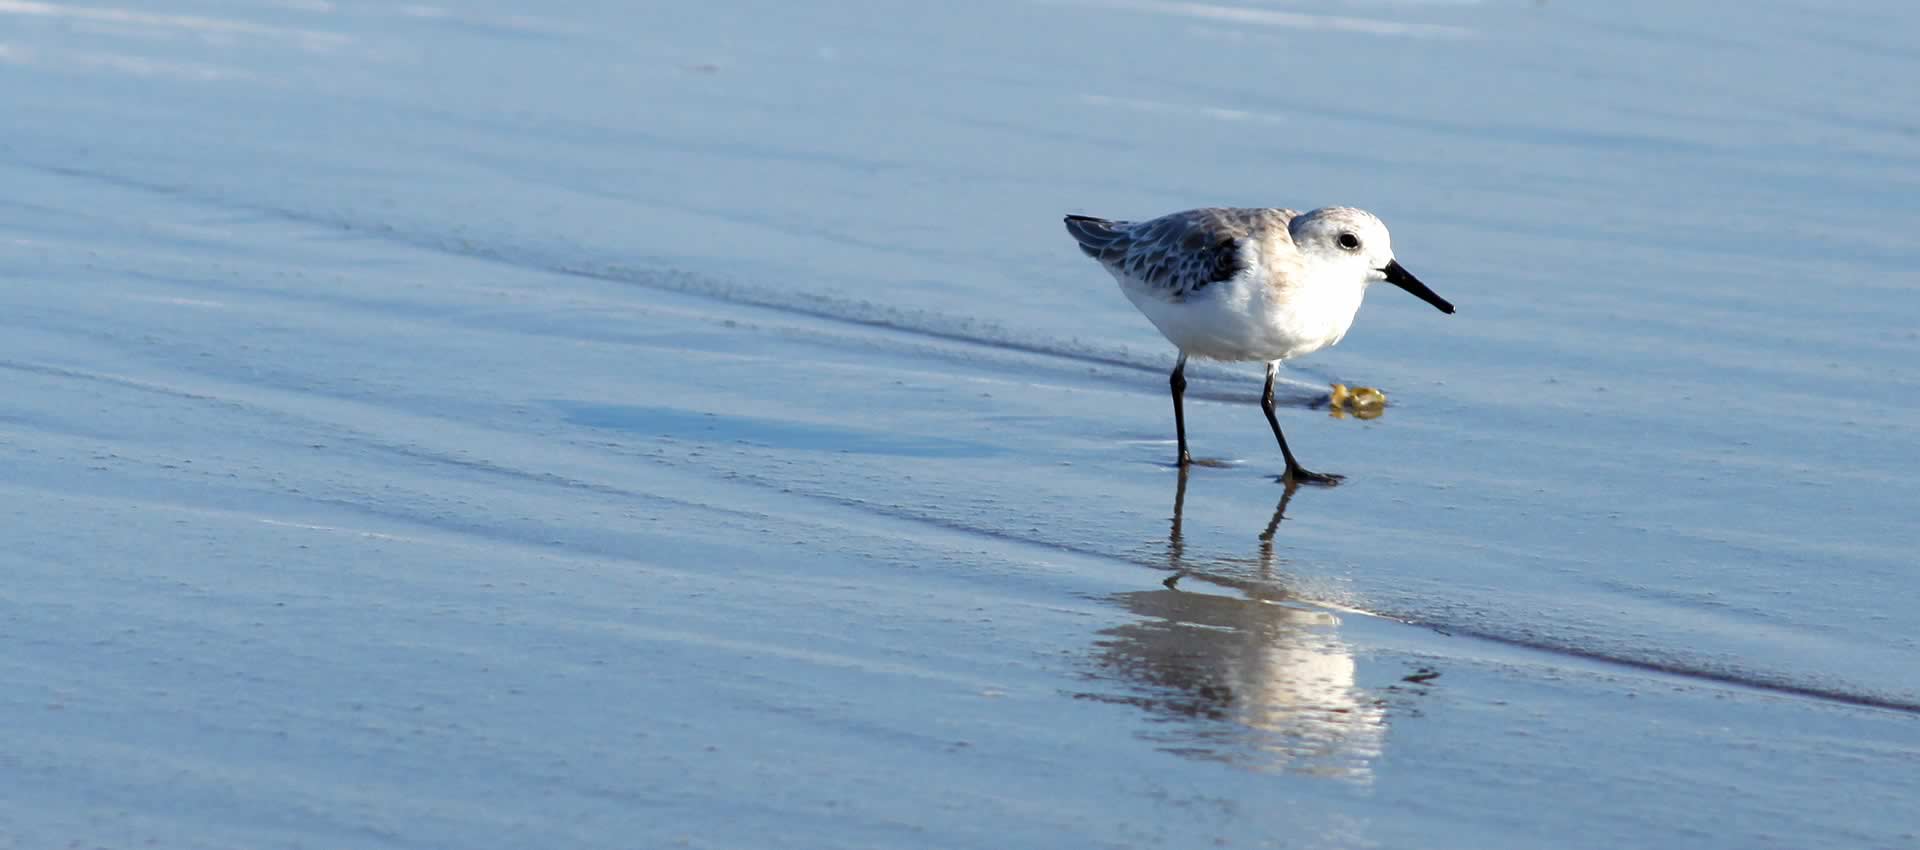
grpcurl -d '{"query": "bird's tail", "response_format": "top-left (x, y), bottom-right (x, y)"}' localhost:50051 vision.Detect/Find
top-left (1063, 214), bottom-right (1127, 260)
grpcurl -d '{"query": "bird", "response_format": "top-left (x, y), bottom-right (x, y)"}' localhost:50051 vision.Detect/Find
top-left (1064, 206), bottom-right (1454, 484)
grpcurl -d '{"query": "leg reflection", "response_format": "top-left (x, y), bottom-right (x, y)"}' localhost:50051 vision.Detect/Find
top-left (1163, 466), bottom-right (1191, 589)
top-left (1163, 473), bottom-right (1300, 590)
top-left (1257, 480), bottom-right (1299, 579)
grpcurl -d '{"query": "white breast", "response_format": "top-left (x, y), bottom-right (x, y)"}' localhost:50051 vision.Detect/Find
top-left (1117, 264), bottom-right (1368, 363)
top-left (1257, 268), bottom-right (1369, 360)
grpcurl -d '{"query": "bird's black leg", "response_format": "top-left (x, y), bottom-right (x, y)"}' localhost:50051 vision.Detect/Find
top-left (1263, 361), bottom-right (1343, 485)
top-left (1170, 354), bottom-right (1192, 467)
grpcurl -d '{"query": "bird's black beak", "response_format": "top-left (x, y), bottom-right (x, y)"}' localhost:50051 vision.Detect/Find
top-left (1382, 260), bottom-right (1454, 314)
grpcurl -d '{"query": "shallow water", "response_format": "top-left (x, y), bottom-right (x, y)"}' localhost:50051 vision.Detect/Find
top-left (2, 0), bottom-right (1918, 847)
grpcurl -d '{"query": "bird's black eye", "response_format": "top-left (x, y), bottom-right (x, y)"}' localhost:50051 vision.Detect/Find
top-left (1337, 233), bottom-right (1360, 251)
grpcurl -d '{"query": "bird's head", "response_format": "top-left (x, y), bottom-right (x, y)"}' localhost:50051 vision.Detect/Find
top-left (1290, 207), bottom-right (1453, 314)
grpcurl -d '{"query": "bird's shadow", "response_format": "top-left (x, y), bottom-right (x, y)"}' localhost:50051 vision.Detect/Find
top-left (1163, 458), bottom-right (1238, 470)
top-left (1182, 385), bottom-right (1328, 410)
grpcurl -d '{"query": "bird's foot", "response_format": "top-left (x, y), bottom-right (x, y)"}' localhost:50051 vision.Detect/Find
top-left (1283, 465), bottom-right (1344, 486)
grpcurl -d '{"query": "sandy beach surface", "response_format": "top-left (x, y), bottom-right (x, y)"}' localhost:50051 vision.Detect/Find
top-left (3, 1), bottom-right (1917, 847)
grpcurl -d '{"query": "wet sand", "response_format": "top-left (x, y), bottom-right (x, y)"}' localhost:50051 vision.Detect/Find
top-left (2, 0), bottom-right (1917, 847)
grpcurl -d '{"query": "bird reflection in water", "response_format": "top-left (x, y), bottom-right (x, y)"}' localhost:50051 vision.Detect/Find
top-left (1077, 470), bottom-right (1388, 779)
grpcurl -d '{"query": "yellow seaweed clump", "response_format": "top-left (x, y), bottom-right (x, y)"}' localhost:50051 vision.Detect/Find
top-left (1328, 383), bottom-right (1387, 420)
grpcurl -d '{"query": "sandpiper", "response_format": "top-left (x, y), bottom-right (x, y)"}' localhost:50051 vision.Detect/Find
top-left (1065, 206), bottom-right (1454, 484)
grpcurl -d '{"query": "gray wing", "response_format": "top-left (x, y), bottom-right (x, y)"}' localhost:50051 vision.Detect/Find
top-left (1063, 207), bottom-right (1293, 300)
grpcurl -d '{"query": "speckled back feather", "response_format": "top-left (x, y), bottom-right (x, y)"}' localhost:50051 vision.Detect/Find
top-left (1063, 208), bottom-right (1296, 300)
